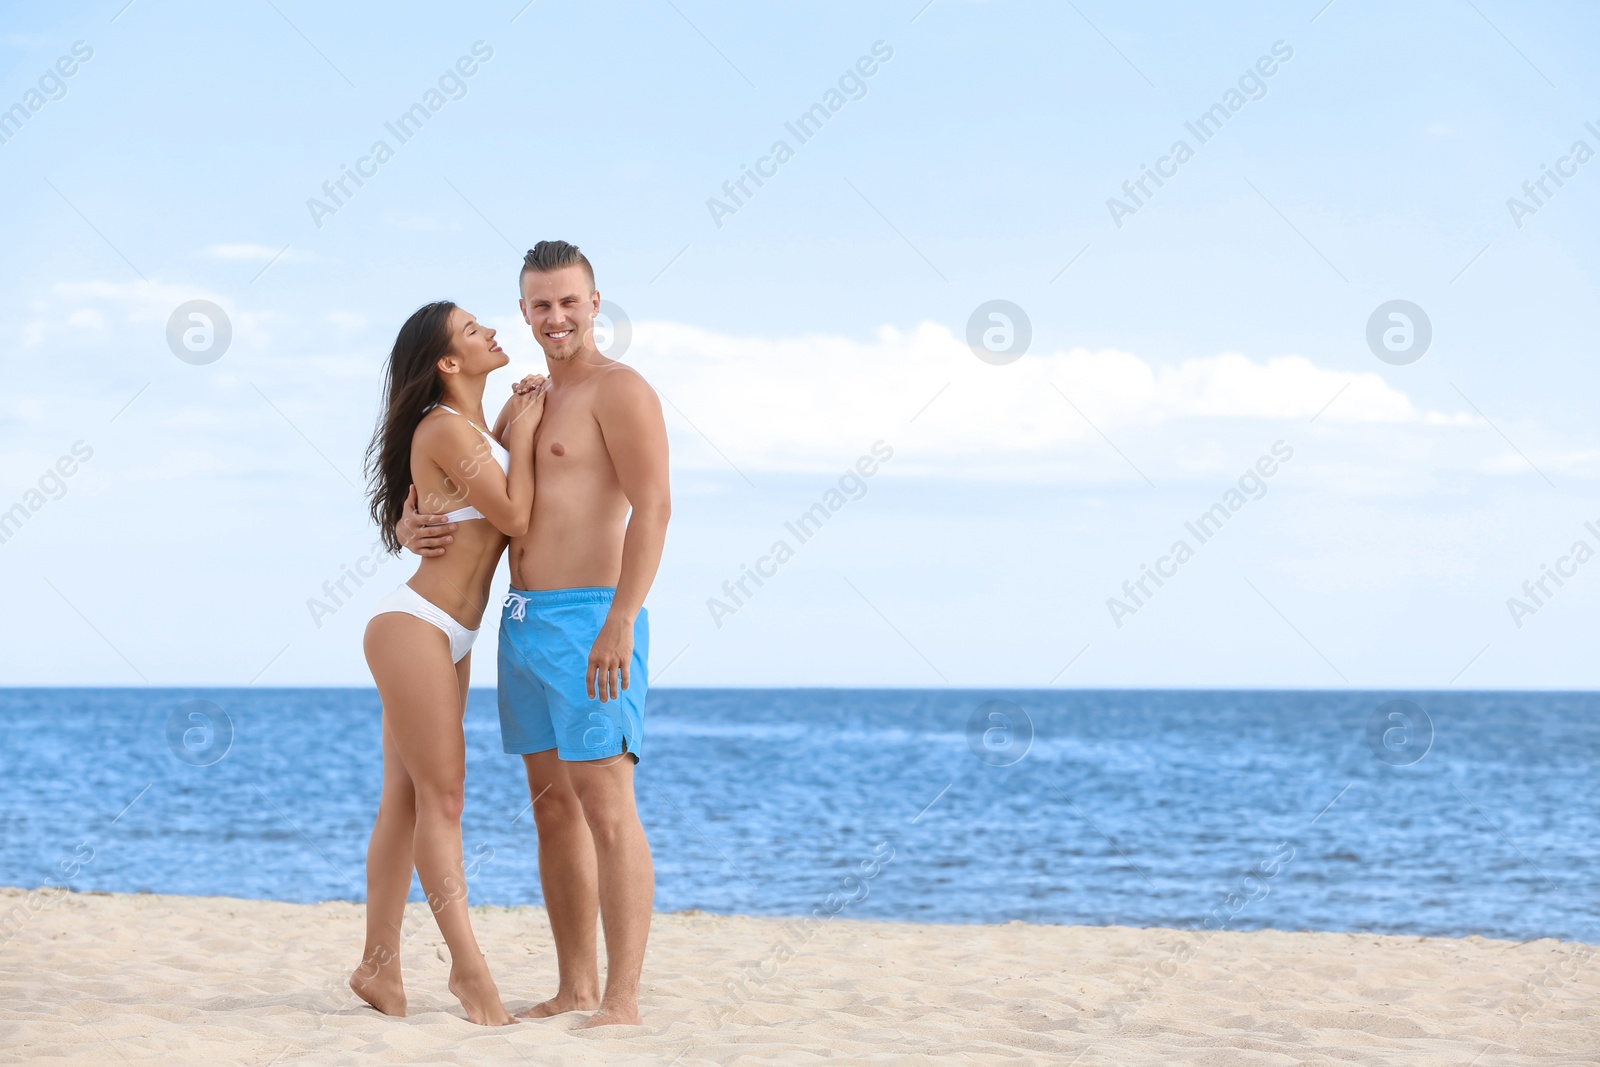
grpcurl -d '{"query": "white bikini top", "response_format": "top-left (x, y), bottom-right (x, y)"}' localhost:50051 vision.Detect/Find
top-left (432, 404), bottom-right (510, 523)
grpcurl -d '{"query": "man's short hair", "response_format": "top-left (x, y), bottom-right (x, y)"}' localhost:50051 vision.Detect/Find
top-left (520, 240), bottom-right (594, 290)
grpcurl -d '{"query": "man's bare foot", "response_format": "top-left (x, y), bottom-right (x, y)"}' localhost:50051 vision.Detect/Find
top-left (349, 965), bottom-right (406, 1017)
top-left (574, 1002), bottom-right (642, 1029)
top-left (447, 969), bottom-right (516, 1026)
top-left (516, 989), bottom-right (601, 1019)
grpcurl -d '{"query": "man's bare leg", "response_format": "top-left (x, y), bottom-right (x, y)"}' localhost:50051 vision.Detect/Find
top-left (568, 755), bottom-right (653, 1028)
top-left (517, 750), bottom-right (602, 1017)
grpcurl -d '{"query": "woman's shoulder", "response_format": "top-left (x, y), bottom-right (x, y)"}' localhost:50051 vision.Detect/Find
top-left (411, 407), bottom-right (479, 451)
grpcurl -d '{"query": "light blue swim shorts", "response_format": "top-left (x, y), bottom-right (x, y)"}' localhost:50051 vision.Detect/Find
top-left (497, 587), bottom-right (648, 763)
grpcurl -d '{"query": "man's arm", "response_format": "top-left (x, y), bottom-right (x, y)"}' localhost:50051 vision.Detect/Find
top-left (395, 484), bottom-right (457, 558)
top-left (586, 370), bottom-right (671, 702)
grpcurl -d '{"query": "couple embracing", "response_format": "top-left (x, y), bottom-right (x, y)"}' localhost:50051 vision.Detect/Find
top-left (350, 241), bottom-right (669, 1028)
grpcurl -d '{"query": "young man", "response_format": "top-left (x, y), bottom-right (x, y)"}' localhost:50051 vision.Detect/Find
top-left (398, 241), bottom-right (671, 1028)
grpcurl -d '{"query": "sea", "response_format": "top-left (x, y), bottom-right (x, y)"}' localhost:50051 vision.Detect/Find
top-left (3, 688), bottom-right (1596, 943)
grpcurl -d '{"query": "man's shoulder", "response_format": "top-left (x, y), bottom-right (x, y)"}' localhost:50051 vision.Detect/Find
top-left (591, 361), bottom-right (659, 411)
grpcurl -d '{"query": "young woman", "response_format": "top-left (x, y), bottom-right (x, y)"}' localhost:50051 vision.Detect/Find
top-left (350, 301), bottom-right (545, 1026)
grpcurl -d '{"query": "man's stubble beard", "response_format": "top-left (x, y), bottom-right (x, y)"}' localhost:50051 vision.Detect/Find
top-left (542, 345), bottom-right (583, 363)
top-left (540, 330), bottom-right (600, 363)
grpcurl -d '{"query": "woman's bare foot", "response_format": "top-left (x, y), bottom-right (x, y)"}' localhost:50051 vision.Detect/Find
top-left (447, 968), bottom-right (516, 1026)
top-left (516, 989), bottom-right (601, 1019)
top-left (349, 964), bottom-right (406, 1017)
top-left (574, 1001), bottom-right (642, 1029)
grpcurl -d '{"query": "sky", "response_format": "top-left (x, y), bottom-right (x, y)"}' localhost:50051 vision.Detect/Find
top-left (0, 0), bottom-right (1597, 689)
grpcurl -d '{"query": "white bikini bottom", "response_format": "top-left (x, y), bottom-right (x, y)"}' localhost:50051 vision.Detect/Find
top-left (371, 583), bottom-right (479, 663)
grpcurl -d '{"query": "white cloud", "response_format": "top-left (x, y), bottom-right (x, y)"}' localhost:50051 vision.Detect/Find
top-left (19, 279), bottom-right (219, 351)
top-left (47, 278), bottom-right (220, 321)
top-left (630, 320), bottom-right (1457, 475)
top-left (201, 243), bottom-right (289, 262)
top-left (1147, 352), bottom-right (1414, 422)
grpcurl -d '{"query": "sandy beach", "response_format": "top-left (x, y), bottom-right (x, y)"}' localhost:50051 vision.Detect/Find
top-left (1, 887), bottom-right (1595, 1066)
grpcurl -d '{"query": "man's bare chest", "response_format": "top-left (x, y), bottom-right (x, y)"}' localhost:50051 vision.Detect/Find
top-left (535, 396), bottom-right (608, 474)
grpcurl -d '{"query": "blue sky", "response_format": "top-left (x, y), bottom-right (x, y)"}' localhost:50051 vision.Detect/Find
top-left (1, 0), bottom-right (1597, 688)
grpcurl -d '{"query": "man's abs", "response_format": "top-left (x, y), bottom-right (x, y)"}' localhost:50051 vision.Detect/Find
top-left (509, 486), bottom-right (628, 589)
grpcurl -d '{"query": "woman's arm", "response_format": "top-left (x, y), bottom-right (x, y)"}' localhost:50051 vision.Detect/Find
top-left (418, 393), bottom-right (543, 537)
top-left (492, 374), bottom-right (545, 443)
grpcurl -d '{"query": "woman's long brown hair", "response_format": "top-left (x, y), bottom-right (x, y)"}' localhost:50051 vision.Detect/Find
top-left (365, 301), bottom-right (457, 554)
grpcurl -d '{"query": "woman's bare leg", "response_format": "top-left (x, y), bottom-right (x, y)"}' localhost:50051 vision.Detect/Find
top-left (350, 719), bottom-right (416, 1015)
top-left (363, 614), bottom-right (512, 1026)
